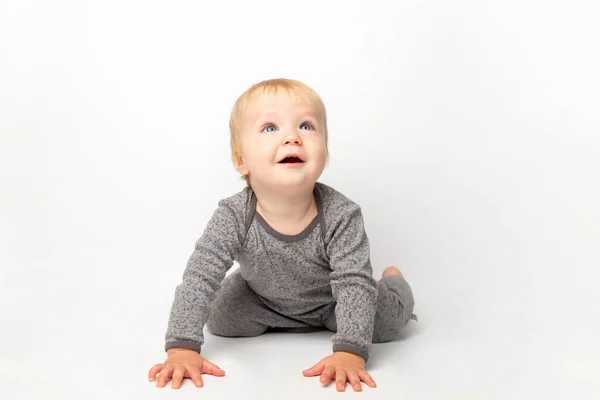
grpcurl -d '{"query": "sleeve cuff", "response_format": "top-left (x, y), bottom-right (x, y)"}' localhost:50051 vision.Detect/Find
top-left (165, 340), bottom-right (202, 353)
top-left (332, 343), bottom-right (369, 362)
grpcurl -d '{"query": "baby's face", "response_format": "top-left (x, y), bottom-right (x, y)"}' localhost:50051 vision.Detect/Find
top-left (236, 90), bottom-right (327, 191)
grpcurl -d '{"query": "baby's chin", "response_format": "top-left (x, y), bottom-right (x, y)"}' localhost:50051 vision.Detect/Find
top-left (253, 174), bottom-right (318, 192)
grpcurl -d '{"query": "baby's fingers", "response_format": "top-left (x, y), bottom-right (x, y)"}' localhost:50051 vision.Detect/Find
top-left (148, 363), bottom-right (164, 382)
top-left (202, 360), bottom-right (226, 376)
top-left (171, 365), bottom-right (186, 389)
top-left (358, 370), bottom-right (377, 388)
top-left (187, 365), bottom-right (204, 388)
top-left (156, 364), bottom-right (174, 388)
top-left (302, 359), bottom-right (325, 377)
top-left (335, 370), bottom-right (347, 392)
top-left (319, 366), bottom-right (336, 384)
top-left (348, 371), bottom-right (362, 392)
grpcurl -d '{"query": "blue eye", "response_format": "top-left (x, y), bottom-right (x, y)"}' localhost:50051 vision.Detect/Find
top-left (299, 123), bottom-right (313, 131)
top-left (262, 125), bottom-right (276, 133)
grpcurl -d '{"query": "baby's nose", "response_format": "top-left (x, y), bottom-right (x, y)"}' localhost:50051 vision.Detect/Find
top-left (282, 132), bottom-right (302, 145)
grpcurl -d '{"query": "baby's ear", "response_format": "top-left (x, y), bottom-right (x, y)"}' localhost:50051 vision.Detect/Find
top-left (234, 150), bottom-right (249, 176)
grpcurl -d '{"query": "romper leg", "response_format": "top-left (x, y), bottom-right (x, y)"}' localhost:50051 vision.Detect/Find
top-left (206, 269), bottom-right (313, 337)
top-left (320, 275), bottom-right (416, 343)
top-left (371, 275), bottom-right (416, 343)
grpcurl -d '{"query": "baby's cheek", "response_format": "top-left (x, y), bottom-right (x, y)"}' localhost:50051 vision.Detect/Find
top-left (313, 147), bottom-right (328, 164)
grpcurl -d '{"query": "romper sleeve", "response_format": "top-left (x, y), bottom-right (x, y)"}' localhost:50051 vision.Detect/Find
top-left (164, 197), bottom-right (243, 353)
top-left (326, 203), bottom-right (378, 361)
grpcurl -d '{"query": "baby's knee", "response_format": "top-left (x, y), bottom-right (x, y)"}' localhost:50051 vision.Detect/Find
top-left (372, 313), bottom-right (413, 343)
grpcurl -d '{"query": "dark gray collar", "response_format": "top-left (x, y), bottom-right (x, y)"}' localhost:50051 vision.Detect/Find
top-left (245, 184), bottom-right (326, 243)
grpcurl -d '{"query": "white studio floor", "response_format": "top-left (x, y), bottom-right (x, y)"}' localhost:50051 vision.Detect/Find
top-left (1, 264), bottom-right (598, 400)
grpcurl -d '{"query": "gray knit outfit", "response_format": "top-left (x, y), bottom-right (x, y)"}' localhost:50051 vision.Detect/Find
top-left (165, 182), bottom-right (416, 361)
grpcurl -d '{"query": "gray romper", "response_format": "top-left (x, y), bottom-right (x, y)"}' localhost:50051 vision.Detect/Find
top-left (165, 182), bottom-right (416, 361)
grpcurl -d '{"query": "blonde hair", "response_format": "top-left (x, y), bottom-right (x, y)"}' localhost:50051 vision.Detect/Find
top-left (229, 78), bottom-right (329, 186)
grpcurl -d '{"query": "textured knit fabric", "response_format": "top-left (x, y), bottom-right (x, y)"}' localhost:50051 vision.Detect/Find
top-left (164, 182), bottom-right (414, 360)
top-left (203, 269), bottom-right (416, 362)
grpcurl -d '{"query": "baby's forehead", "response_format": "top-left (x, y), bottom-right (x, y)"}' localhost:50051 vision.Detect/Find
top-left (246, 88), bottom-right (318, 110)
top-left (234, 86), bottom-right (325, 129)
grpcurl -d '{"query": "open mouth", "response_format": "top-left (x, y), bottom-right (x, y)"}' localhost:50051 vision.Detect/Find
top-left (279, 156), bottom-right (304, 164)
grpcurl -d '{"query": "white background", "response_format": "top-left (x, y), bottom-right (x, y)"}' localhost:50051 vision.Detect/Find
top-left (1, 0), bottom-right (599, 399)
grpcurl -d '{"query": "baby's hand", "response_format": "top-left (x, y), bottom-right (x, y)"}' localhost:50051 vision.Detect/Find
top-left (148, 348), bottom-right (225, 389)
top-left (302, 351), bottom-right (376, 392)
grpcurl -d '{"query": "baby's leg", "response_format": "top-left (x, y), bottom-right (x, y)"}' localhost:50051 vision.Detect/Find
top-left (206, 269), bottom-right (314, 337)
top-left (319, 267), bottom-right (416, 342)
top-left (371, 266), bottom-right (416, 343)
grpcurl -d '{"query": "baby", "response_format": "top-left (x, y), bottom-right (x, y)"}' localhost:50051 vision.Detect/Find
top-left (148, 78), bottom-right (417, 392)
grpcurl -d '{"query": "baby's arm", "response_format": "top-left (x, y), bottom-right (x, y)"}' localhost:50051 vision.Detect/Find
top-left (150, 198), bottom-right (243, 388)
top-left (326, 202), bottom-right (378, 361)
top-left (165, 198), bottom-right (243, 353)
top-left (303, 202), bottom-right (378, 391)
